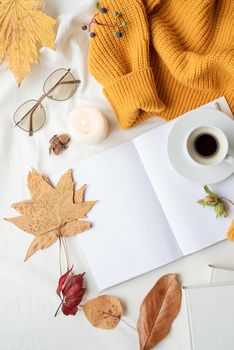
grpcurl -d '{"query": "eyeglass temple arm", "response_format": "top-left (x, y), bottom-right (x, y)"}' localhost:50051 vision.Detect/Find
top-left (59, 79), bottom-right (81, 85)
top-left (29, 109), bottom-right (34, 136)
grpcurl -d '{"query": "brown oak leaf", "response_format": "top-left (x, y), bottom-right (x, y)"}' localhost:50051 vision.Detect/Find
top-left (137, 274), bottom-right (182, 350)
top-left (0, 0), bottom-right (56, 85)
top-left (83, 295), bottom-right (124, 329)
top-left (5, 169), bottom-right (97, 261)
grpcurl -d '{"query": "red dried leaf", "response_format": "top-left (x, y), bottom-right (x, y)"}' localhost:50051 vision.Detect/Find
top-left (62, 274), bottom-right (85, 297)
top-left (55, 268), bottom-right (86, 317)
top-left (56, 266), bottom-right (73, 296)
top-left (62, 303), bottom-right (78, 316)
top-left (65, 290), bottom-right (86, 307)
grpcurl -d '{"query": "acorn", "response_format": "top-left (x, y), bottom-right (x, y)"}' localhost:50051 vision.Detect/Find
top-left (58, 134), bottom-right (70, 145)
top-left (203, 195), bottom-right (218, 206)
top-left (49, 134), bottom-right (70, 155)
top-left (197, 185), bottom-right (230, 218)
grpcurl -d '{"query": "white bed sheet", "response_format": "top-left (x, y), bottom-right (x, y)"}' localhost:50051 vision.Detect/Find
top-left (0, 1), bottom-right (233, 349)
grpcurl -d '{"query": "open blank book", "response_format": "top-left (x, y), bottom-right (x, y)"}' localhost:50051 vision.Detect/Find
top-left (52, 98), bottom-right (234, 291)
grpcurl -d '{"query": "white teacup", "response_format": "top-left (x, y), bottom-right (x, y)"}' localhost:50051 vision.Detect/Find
top-left (186, 126), bottom-right (234, 166)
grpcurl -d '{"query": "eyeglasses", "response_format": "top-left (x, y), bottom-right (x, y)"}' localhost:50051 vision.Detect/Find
top-left (14, 68), bottom-right (81, 136)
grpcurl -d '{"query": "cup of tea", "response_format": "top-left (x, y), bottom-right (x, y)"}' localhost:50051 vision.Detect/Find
top-left (186, 126), bottom-right (234, 166)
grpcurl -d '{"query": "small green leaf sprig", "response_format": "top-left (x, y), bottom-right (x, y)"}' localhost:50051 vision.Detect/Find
top-left (198, 185), bottom-right (234, 218)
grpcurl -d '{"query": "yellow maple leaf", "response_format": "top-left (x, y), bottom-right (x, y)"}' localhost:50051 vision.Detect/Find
top-left (0, 32), bottom-right (5, 62)
top-left (0, 0), bottom-right (56, 85)
top-left (227, 220), bottom-right (234, 241)
top-left (5, 169), bottom-right (97, 261)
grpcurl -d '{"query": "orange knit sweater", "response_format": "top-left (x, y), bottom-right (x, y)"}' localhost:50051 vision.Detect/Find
top-left (88, 0), bottom-right (234, 128)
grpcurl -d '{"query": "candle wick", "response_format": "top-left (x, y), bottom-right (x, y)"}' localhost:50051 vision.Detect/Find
top-left (79, 119), bottom-right (90, 134)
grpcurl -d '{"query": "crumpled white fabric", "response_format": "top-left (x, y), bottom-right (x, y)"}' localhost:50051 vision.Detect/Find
top-left (0, 1), bottom-right (229, 350)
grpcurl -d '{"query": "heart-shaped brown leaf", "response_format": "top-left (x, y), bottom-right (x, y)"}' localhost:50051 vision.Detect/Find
top-left (137, 274), bottom-right (182, 350)
top-left (83, 295), bottom-right (123, 329)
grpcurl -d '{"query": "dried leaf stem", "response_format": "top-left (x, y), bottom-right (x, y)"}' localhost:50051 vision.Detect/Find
top-left (59, 235), bottom-right (71, 275)
top-left (54, 299), bottom-right (63, 318)
top-left (120, 318), bottom-right (137, 332)
top-left (59, 237), bottom-right (62, 276)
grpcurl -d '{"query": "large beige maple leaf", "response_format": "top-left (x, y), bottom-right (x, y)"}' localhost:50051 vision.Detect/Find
top-left (5, 169), bottom-right (97, 261)
top-left (0, 0), bottom-right (56, 85)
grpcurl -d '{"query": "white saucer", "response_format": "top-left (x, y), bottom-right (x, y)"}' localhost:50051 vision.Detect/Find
top-left (167, 109), bottom-right (234, 184)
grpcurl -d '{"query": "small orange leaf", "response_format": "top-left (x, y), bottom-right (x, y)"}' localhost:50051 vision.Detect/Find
top-left (83, 295), bottom-right (124, 329)
top-left (227, 220), bottom-right (234, 241)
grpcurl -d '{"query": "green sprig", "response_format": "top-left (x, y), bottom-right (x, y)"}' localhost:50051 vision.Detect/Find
top-left (198, 185), bottom-right (229, 218)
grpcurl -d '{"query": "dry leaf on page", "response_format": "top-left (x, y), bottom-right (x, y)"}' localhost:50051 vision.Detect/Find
top-left (83, 295), bottom-right (124, 329)
top-left (137, 274), bottom-right (182, 350)
top-left (227, 220), bottom-right (234, 241)
top-left (5, 169), bottom-right (97, 261)
top-left (24, 230), bottom-right (58, 261)
top-left (74, 185), bottom-right (87, 203)
top-left (0, 0), bottom-right (56, 85)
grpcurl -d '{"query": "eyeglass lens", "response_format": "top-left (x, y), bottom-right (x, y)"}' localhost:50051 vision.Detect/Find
top-left (13, 99), bottom-right (46, 133)
top-left (43, 68), bottom-right (78, 101)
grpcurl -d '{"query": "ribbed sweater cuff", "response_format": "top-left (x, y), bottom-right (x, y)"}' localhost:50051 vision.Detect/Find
top-left (104, 68), bottom-right (165, 128)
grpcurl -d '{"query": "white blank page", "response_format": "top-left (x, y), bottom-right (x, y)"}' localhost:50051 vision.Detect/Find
top-left (186, 284), bottom-right (234, 350)
top-left (133, 116), bottom-right (234, 256)
top-left (64, 141), bottom-right (181, 290)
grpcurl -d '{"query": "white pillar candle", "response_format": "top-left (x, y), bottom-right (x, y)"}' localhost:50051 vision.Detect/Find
top-left (68, 107), bottom-right (109, 145)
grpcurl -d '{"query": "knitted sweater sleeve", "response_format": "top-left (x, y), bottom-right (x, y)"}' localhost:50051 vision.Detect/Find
top-left (144, 0), bottom-right (161, 14)
top-left (88, 0), bottom-right (164, 128)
